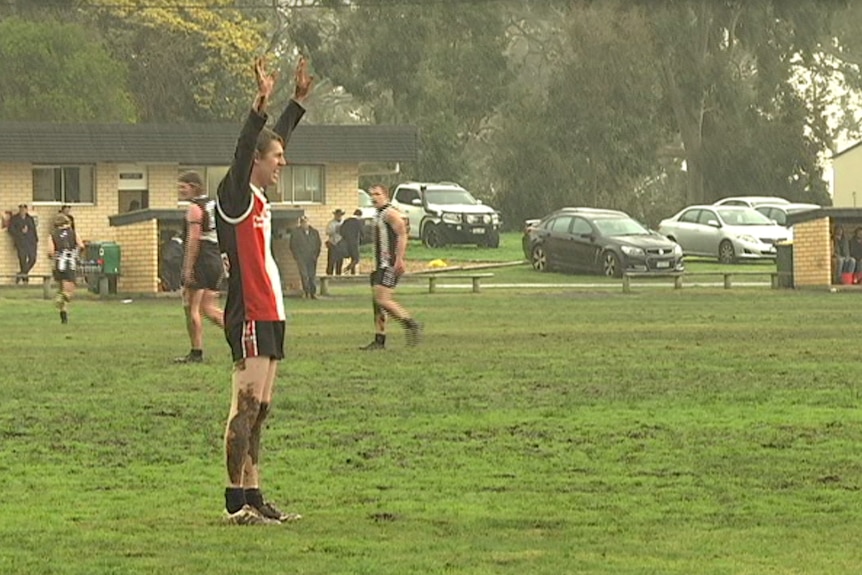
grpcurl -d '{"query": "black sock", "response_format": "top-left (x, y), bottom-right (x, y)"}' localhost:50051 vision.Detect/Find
top-left (375, 333), bottom-right (386, 345)
top-left (244, 488), bottom-right (263, 509)
top-left (225, 487), bottom-right (246, 513)
top-left (60, 311), bottom-right (68, 324)
top-left (399, 317), bottom-right (418, 329)
top-left (190, 349), bottom-right (203, 358)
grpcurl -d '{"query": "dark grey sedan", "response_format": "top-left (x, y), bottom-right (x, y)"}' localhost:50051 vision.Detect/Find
top-left (523, 208), bottom-right (684, 277)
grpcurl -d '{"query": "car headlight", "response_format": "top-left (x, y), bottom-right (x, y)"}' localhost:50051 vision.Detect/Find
top-left (672, 244), bottom-right (683, 256)
top-left (620, 245), bottom-right (645, 257)
top-left (441, 212), bottom-right (462, 224)
top-left (491, 213), bottom-right (500, 224)
top-left (738, 235), bottom-right (758, 244)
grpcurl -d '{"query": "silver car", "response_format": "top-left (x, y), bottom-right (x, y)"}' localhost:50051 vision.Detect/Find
top-left (713, 196), bottom-right (790, 208)
top-left (658, 205), bottom-right (791, 263)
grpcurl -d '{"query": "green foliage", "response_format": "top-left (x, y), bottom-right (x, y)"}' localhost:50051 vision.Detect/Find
top-left (83, 0), bottom-right (267, 122)
top-left (494, 0), bottom-right (856, 225)
top-left (306, 2), bottom-right (512, 187)
top-left (493, 4), bottom-right (668, 225)
top-left (1, 285), bottom-right (861, 574)
top-left (0, 17), bottom-right (136, 122)
top-left (648, 0), bottom-right (847, 205)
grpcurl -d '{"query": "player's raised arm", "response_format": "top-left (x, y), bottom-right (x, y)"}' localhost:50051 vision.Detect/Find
top-left (218, 57), bottom-right (277, 219)
top-left (272, 56), bottom-right (313, 143)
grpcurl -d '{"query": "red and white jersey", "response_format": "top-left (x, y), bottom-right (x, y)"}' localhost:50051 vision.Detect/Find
top-left (217, 183), bottom-right (284, 324)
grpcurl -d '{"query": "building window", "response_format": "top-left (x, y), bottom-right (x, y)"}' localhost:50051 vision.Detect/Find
top-left (177, 166), bottom-right (229, 200)
top-left (33, 165), bottom-right (95, 204)
top-left (178, 164), bottom-right (324, 204)
top-left (277, 165), bottom-right (324, 203)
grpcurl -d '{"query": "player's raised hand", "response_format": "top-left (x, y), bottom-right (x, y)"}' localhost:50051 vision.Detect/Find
top-left (293, 56), bottom-right (314, 102)
top-left (255, 57), bottom-right (278, 97)
top-left (253, 56), bottom-right (277, 113)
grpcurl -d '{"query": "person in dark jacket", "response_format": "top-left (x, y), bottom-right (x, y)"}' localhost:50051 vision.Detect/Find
top-left (849, 227), bottom-right (862, 283)
top-left (833, 226), bottom-right (855, 283)
top-left (160, 233), bottom-right (184, 292)
top-left (289, 216), bottom-right (322, 298)
top-left (8, 204), bottom-right (38, 284)
top-left (339, 209), bottom-right (364, 275)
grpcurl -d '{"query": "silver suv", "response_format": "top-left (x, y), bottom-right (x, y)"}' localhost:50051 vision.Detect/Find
top-left (391, 182), bottom-right (500, 248)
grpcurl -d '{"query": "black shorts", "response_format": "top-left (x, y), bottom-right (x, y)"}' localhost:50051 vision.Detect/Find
top-left (53, 269), bottom-right (75, 283)
top-left (184, 250), bottom-right (223, 291)
top-left (370, 268), bottom-right (399, 289)
top-left (225, 320), bottom-right (285, 362)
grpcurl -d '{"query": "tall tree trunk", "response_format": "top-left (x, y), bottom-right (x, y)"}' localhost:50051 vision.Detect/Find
top-left (657, 0), bottom-right (711, 205)
top-left (662, 59), bottom-right (705, 204)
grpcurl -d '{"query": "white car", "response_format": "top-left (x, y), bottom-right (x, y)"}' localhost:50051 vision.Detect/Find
top-left (754, 202), bottom-right (820, 226)
top-left (391, 181), bottom-right (500, 248)
top-left (658, 205), bottom-right (791, 263)
top-left (754, 202), bottom-right (820, 240)
top-left (713, 196), bottom-right (790, 208)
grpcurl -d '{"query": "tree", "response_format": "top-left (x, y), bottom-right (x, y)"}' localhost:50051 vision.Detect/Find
top-left (0, 17), bottom-right (136, 122)
top-left (492, 3), bottom-right (669, 225)
top-left (647, 0), bottom-right (848, 204)
top-left (295, 1), bottom-right (512, 188)
top-left (83, 0), bottom-right (267, 122)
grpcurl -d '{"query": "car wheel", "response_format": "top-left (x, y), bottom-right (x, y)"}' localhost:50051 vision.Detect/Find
top-left (718, 240), bottom-right (735, 264)
top-left (422, 223), bottom-right (445, 248)
top-left (531, 245), bottom-right (548, 271)
top-left (479, 231), bottom-right (500, 248)
top-left (602, 250), bottom-right (622, 278)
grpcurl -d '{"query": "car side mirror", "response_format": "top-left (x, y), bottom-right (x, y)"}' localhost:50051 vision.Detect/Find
top-left (476, 199), bottom-right (483, 205)
top-left (411, 198), bottom-right (422, 206)
top-left (707, 220), bottom-right (720, 228)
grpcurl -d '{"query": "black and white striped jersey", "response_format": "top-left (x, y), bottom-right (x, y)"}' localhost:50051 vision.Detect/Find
top-left (52, 228), bottom-right (78, 272)
top-left (374, 204), bottom-right (399, 270)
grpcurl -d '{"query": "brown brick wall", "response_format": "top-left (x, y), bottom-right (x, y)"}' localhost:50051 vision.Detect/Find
top-left (793, 218), bottom-right (831, 287)
top-left (0, 163), bottom-right (118, 282)
top-left (115, 220), bottom-right (159, 293)
top-left (1, 161), bottom-right (361, 290)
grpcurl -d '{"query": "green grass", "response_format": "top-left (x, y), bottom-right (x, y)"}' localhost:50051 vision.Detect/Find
top-left (2, 284), bottom-right (859, 574)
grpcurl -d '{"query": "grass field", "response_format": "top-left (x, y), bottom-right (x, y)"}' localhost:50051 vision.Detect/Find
top-left (2, 278), bottom-right (858, 574)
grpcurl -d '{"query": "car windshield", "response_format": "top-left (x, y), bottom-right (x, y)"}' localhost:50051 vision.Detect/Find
top-left (593, 217), bottom-right (650, 236)
top-left (358, 190), bottom-right (373, 208)
top-left (425, 189), bottom-right (478, 205)
top-left (716, 208), bottom-right (773, 226)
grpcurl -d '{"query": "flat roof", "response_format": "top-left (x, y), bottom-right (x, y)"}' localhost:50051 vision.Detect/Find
top-left (785, 207), bottom-right (862, 225)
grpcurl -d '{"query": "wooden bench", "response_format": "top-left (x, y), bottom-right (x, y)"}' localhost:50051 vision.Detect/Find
top-left (318, 274), bottom-right (367, 296)
top-left (621, 271), bottom-right (790, 293)
top-left (318, 272), bottom-right (495, 295)
top-left (422, 272), bottom-right (494, 294)
top-left (0, 274), bottom-right (54, 299)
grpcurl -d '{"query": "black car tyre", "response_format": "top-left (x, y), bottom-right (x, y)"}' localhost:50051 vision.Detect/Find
top-left (421, 223), bottom-right (446, 248)
top-left (479, 231), bottom-right (500, 248)
top-left (602, 250), bottom-right (622, 278)
top-left (718, 240), bottom-right (735, 264)
top-left (531, 245), bottom-right (548, 272)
